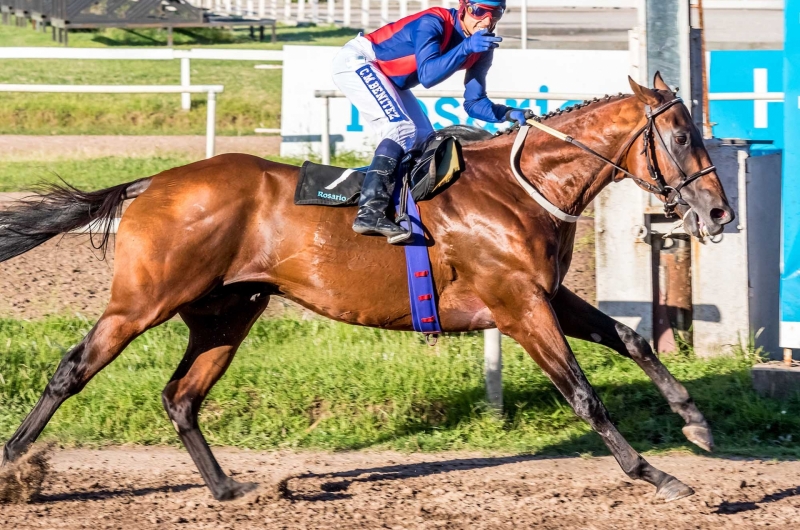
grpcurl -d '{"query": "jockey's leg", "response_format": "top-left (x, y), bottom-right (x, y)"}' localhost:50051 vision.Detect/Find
top-left (331, 37), bottom-right (420, 242)
top-left (352, 138), bottom-right (408, 239)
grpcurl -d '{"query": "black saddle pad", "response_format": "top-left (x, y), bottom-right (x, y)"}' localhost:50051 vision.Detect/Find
top-left (294, 136), bottom-right (463, 207)
top-left (294, 162), bottom-right (365, 207)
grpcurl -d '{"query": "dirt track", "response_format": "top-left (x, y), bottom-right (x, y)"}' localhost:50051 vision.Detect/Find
top-left (0, 447), bottom-right (798, 529)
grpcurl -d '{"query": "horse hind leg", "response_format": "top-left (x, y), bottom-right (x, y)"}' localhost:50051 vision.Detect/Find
top-left (2, 309), bottom-right (159, 467)
top-left (162, 282), bottom-right (271, 501)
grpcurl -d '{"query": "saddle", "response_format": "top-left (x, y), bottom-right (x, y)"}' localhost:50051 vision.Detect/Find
top-left (293, 135), bottom-right (464, 207)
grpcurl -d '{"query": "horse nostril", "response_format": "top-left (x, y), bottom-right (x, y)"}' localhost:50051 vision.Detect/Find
top-left (711, 208), bottom-right (728, 221)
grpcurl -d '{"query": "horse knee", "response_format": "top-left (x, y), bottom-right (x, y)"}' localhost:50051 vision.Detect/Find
top-left (614, 322), bottom-right (652, 360)
top-left (162, 382), bottom-right (199, 433)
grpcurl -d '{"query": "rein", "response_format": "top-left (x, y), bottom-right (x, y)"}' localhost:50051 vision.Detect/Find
top-left (509, 97), bottom-right (717, 222)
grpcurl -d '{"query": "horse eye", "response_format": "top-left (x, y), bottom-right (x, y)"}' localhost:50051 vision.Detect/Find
top-left (675, 135), bottom-right (688, 145)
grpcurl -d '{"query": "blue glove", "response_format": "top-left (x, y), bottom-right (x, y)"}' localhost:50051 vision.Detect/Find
top-left (505, 108), bottom-right (535, 124)
top-left (463, 29), bottom-right (503, 54)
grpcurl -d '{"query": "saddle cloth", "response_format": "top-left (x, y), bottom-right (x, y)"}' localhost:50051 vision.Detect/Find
top-left (293, 136), bottom-right (463, 207)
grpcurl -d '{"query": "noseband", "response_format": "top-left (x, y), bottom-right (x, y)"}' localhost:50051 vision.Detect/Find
top-left (509, 96), bottom-right (717, 221)
top-left (612, 97), bottom-right (717, 216)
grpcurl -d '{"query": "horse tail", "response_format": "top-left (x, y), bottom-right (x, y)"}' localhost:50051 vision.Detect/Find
top-left (0, 177), bottom-right (152, 263)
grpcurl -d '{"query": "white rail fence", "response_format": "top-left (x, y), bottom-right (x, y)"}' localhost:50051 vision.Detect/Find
top-left (0, 84), bottom-right (224, 158)
top-left (184, 0), bottom-right (783, 42)
top-left (0, 48), bottom-right (281, 111)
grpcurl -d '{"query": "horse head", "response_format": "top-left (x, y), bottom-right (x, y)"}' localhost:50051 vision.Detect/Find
top-left (625, 73), bottom-right (735, 238)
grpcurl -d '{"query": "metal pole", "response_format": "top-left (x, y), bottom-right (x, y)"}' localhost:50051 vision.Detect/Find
top-left (180, 57), bottom-right (191, 110)
top-left (520, 0), bottom-right (527, 50)
top-left (206, 91), bottom-right (216, 159)
top-left (321, 96), bottom-right (331, 165)
top-left (380, 0), bottom-right (388, 25)
top-left (343, 0), bottom-right (351, 27)
top-left (361, 0), bottom-right (369, 30)
top-left (484, 328), bottom-right (503, 412)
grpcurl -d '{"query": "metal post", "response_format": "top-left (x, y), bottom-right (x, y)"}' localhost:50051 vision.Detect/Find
top-left (484, 329), bottom-right (503, 412)
top-left (321, 96), bottom-right (331, 165)
top-left (380, 0), bottom-right (388, 25)
top-left (361, 0), bottom-right (368, 30)
top-left (206, 91), bottom-right (216, 159)
top-left (520, 0), bottom-right (527, 50)
top-left (180, 57), bottom-right (191, 111)
top-left (343, 0), bottom-right (351, 27)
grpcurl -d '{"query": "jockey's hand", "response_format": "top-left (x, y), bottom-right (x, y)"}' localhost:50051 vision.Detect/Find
top-left (464, 29), bottom-right (503, 54)
top-left (505, 108), bottom-right (536, 125)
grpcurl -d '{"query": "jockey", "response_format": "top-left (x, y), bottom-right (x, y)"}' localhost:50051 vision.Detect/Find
top-left (332, 0), bottom-right (532, 243)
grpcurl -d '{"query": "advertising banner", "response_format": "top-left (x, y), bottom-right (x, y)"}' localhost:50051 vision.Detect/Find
top-left (280, 46), bottom-right (631, 158)
top-left (780, 0), bottom-right (800, 348)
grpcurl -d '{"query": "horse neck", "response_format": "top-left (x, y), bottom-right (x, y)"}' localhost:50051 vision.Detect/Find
top-left (501, 96), bottom-right (644, 218)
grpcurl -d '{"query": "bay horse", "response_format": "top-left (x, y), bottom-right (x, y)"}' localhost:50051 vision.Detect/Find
top-left (0, 74), bottom-right (733, 502)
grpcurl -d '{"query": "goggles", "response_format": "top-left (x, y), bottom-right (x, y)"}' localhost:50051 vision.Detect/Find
top-left (465, 2), bottom-right (505, 22)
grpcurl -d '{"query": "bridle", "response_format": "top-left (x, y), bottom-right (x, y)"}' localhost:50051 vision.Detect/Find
top-left (509, 96), bottom-right (717, 222)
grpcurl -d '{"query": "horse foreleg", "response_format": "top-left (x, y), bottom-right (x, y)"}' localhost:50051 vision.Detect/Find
top-left (490, 293), bottom-right (694, 501)
top-left (2, 312), bottom-right (150, 464)
top-left (162, 283), bottom-right (271, 501)
top-left (551, 287), bottom-right (713, 452)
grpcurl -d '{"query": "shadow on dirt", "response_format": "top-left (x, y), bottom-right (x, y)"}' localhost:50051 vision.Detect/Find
top-left (34, 482), bottom-right (204, 503)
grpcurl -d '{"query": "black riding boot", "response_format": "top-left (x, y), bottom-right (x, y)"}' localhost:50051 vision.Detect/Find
top-left (352, 153), bottom-right (408, 242)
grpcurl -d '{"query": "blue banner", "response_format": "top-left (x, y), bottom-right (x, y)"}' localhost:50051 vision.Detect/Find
top-left (709, 51), bottom-right (784, 151)
top-left (780, 0), bottom-right (800, 345)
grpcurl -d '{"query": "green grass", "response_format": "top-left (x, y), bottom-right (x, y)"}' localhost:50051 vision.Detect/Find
top-left (0, 153), bottom-right (368, 192)
top-left (0, 23), bottom-right (356, 135)
top-left (0, 316), bottom-right (797, 457)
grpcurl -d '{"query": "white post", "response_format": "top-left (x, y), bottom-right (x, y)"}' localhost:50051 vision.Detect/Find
top-left (206, 91), bottom-right (217, 159)
top-left (420, 0), bottom-right (428, 10)
top-left (298, 0), bottom-right (305, 20)
top-left (441, 0), bottom-right (450, 8)
top-left (361, 0), bottom-right (369, 30)
top-left (343, 0), bottom-right (351, 26)
top-left (399, 0), bottom-right (407, 18)
top-left (271, 0), bottom-right (277, 18)
top-left (224, 0), bottom-right (232, 14)
top-left (327, 0), bottom-right (335, 23)
top-left (380, 0), bottom-right (388, 25)
top-left (180, 57), bottom-right (191, 110)
top-left (284, 0), bottom-right (291, 19)
top-left (311, 0), bottom-right (318, 23)
top-left (321, 96), bottom-right (331, 165)
top-left (520, 0), bottom-right (527, 50)
top-left (235, 0), bottom-right (242, 15)
top-left (484, 328), bottom-right (503, 412)
top-left (246, 0), bottom-right (253, 15)
top-left (258, 0), bottom-right (265, 17)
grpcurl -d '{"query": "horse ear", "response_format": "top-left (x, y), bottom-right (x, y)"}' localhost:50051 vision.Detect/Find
top-left (653, 71), bottom-right (671, 92)
top-left (628, 75), bottom-right (661, 106)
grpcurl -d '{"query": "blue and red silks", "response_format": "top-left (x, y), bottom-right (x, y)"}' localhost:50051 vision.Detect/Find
top-left (394, 189), bottom-right (441, 335)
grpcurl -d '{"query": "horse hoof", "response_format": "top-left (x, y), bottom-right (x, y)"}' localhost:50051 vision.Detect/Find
top-left (682, 423), bottom-right (715, 452)
top-left (655, 476), bottom-right (694, 502)
top-left (216, 480), bottom-right (259, 502)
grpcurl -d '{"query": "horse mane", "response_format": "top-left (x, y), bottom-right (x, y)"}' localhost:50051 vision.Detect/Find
top-left (428, 92), bottom-right (635, 150)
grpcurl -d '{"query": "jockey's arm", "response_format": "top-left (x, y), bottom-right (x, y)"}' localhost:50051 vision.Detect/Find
top-left (463, 50), bottom-right (510, 123)
top-left (415, 16), bottom-right (473, 88)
